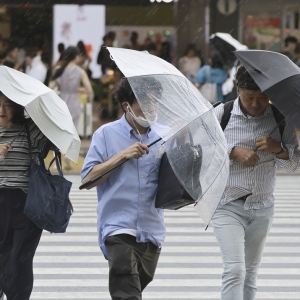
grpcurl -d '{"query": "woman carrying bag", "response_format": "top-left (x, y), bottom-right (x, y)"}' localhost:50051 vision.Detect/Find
top-left (196, 49), bottom-right (228, 103)
top-left (0, 92), bottom-right (48, 300)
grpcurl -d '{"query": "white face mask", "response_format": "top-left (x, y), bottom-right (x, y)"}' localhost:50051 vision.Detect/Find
top-left (126, 102), bottom-right (150, 128)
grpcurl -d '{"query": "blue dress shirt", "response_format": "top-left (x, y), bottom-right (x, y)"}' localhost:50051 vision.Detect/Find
top-left (81, 114), bottom-right (166, 259)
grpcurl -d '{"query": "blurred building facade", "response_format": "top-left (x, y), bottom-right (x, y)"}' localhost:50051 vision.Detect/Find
top-left (176, 0), bottom-right (300, 58)
top-left (0, 0), bottom-right (300, 61)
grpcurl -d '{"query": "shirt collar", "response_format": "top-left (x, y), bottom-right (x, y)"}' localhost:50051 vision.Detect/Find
top-left (231, 97), bottom-right (273, 119)
top-left (120, 113), bottom-right (152, 139)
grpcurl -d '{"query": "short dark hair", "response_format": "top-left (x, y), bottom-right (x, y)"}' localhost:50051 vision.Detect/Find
top-left (7, 43), bottom-right (19, 54)
top-left (26, 51), bottom-right (36, 59)
top-left (184, 43), bottom-right (197, 56)
top-left (210, 49), bottom-right (224, 68)
top-left (112, 76), bottom-right (163, 111)
top-left (0, 92), bottom-right (26, 124)
top-left (284, 36), bottom-right (298, 47)
top-left (112, 78), bottom-right (136, 110)
top-left (235, 66), bottom-right (260, 90)
top-left (58, 43), bottom-right (65, 53)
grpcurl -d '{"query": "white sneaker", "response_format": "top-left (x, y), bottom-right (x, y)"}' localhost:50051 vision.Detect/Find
top-left (0, 290), bottom-right (4, 300)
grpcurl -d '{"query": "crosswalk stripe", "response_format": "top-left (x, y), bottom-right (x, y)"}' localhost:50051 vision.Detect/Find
top-left (31, 175), bottom-right (300, 300)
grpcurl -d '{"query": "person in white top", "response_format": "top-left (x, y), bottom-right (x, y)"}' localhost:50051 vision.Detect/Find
top-left (178, 44), bottom-right (202, 83)
top-left (25, 52), bottom-right (48, 83)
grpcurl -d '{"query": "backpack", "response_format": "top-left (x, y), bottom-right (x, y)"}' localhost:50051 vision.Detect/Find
top-left (213, 100), bottom-right (286, 141)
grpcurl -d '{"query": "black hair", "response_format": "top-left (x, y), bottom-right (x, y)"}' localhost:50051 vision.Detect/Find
top-left (235, 65), bottom-right (260, 90)
top-left (184, 43), bottom-right (197, 56)
top-left (58, 43), bottom-right (65, 53)
top-left (52, 46), bottom-right (80, 80)
top-left (3, 60), bottom-right (15, 68)
top-left (145, 43), bottom-right (156, 52)
top-left (26, 51), bottom-right (36, 59)
top-left (77, 40), bottom-right (87, 56)
top-left (0, 92), bottom-right (26, 124)
top-left (107, 31), bottom-right (116, 40)
top-left (112, 78), bottom-right (135, 111)
top-left (210, 49), bottom-right (224, 68)
top-left (7, 43), bottom-right (19, 54)
top-left (284, 36), bottom-right (298, 47)
top-left (112, 76), bottom-right (163, 112)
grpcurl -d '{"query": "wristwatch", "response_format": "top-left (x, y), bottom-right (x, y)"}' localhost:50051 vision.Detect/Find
top-left (273, 142), bottom-right (287, 155)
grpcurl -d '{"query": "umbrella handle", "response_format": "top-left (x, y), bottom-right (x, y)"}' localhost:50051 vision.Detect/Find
top-left (79, 137), bottom-right (163, 190)
top-left (79, 158), bottom-right (129, 190)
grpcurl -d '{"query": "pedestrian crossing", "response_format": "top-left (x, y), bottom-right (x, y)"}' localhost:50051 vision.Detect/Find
top-left (30, 174), bottom-right (300, 299)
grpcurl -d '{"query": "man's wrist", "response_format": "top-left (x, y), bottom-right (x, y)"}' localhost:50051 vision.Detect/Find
top-left (273, 142), bottom-right (287, 155)
top-left (229, 146), bottom-right (236, 160)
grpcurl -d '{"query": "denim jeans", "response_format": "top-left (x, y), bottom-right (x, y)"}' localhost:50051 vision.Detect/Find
top-left (212, 200), bottom-right (274, 300)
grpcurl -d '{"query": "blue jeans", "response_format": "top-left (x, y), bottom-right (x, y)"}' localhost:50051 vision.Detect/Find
top-left (212, 200), bottom-right (274, 300)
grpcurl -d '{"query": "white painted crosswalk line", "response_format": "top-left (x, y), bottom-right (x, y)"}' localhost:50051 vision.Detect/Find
top-left (31, 175), bottom-right (300, 300)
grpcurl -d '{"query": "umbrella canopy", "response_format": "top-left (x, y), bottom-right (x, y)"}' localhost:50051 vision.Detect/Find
top-left (108, 47), bottom-right (229, 226)
top-left (0, 66), bottom-right (80, 162)
top-left (234, 50), bottom-right (300, 129)
top-left (210, 32), bottom-right (248, 67)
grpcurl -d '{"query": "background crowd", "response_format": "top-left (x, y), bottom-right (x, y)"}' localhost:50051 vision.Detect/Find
top-left (0, 32), bottom-right (300, 124)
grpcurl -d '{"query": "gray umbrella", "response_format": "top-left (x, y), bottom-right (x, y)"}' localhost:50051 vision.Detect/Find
top-left (234, 50), bottom-right (300, 129)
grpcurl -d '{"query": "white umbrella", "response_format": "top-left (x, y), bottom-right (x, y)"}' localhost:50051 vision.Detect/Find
top-left (210, 32), bottom-right (248, 51)
top-left (210, 32), bottom-right (248, 67)
top-left (0, 66), bottom-right (80, 163)
top-left (108, 47), bottom-right (229, 226)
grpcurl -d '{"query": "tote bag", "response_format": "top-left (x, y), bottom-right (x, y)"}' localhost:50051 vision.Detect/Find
top-left (23, 124), bottom-right (73, 233)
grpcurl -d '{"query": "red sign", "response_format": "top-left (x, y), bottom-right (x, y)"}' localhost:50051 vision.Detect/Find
top-left (245, 18), bottom-right (281, 28)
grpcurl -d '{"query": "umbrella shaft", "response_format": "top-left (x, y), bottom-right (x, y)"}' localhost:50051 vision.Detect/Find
top-left (79, 137), bottom-right (162, 190)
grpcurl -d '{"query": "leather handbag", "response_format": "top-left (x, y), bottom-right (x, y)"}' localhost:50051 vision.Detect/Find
top-left (155, 139), bottom-right (202, 210)
top-left (23, 124), bottom-right (73, 233)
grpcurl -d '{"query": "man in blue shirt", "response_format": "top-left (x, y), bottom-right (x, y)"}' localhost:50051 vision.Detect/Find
top-left (81, 77), bottom-right (165, 300)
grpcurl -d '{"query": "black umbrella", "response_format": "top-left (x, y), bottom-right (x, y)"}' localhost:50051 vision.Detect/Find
top-left (234, 50), bottom-right (300, 129)
top-left (210, 32), bottom-right (248, 68)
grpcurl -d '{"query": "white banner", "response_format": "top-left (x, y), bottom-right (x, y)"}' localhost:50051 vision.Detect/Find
top-left (53, 4), bottom-right (105, 78)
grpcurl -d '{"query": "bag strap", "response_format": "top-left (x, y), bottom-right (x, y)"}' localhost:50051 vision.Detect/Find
top-left (205, 66), bottom-right (211, 83)
top-left (25, 122), bottom-right (33, 161)
top-left (214, 100), bottom-right (286, 139)
top-left (213, 100), bottom-right (234, 131)
top-left (270, 104), bottom-right (286, 141)
top-left (25, 122), bottom-right (64, 176)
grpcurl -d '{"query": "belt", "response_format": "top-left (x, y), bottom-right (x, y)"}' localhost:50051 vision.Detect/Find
top-left (238, 194), bottom-right (252, 201)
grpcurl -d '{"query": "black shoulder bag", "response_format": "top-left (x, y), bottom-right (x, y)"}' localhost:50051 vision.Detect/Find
top-left (155, 131), bottom-right (202, 210)
top-left (23, 123), bottom-right (73, 233)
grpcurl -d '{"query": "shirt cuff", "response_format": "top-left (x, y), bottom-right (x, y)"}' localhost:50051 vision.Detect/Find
top-left (228, 145), bottom-right (235, 166)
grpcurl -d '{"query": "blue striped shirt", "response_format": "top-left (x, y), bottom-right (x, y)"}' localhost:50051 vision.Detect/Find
top-left (214, 98), bottom-right (300, 210)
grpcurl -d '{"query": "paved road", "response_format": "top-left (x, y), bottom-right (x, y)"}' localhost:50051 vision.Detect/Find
top-left (30, 174), bottom-right (300, 300)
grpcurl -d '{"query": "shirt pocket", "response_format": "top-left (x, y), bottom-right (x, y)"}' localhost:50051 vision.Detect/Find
top-left (148, 154), bottom-right (161, 182)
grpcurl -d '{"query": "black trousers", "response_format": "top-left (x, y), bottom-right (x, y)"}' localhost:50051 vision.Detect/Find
top-left (105, 234), bottom-right (161, 300)
top-left (0, 189), bottom-right (42, 300)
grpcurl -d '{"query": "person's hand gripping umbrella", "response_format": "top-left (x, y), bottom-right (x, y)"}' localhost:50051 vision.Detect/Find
top-left (80, 47), bottom-right (229, 227)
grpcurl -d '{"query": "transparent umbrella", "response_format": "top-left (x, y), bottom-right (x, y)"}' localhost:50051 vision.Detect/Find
top-left (109, 47), bottom-right (229, 226)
